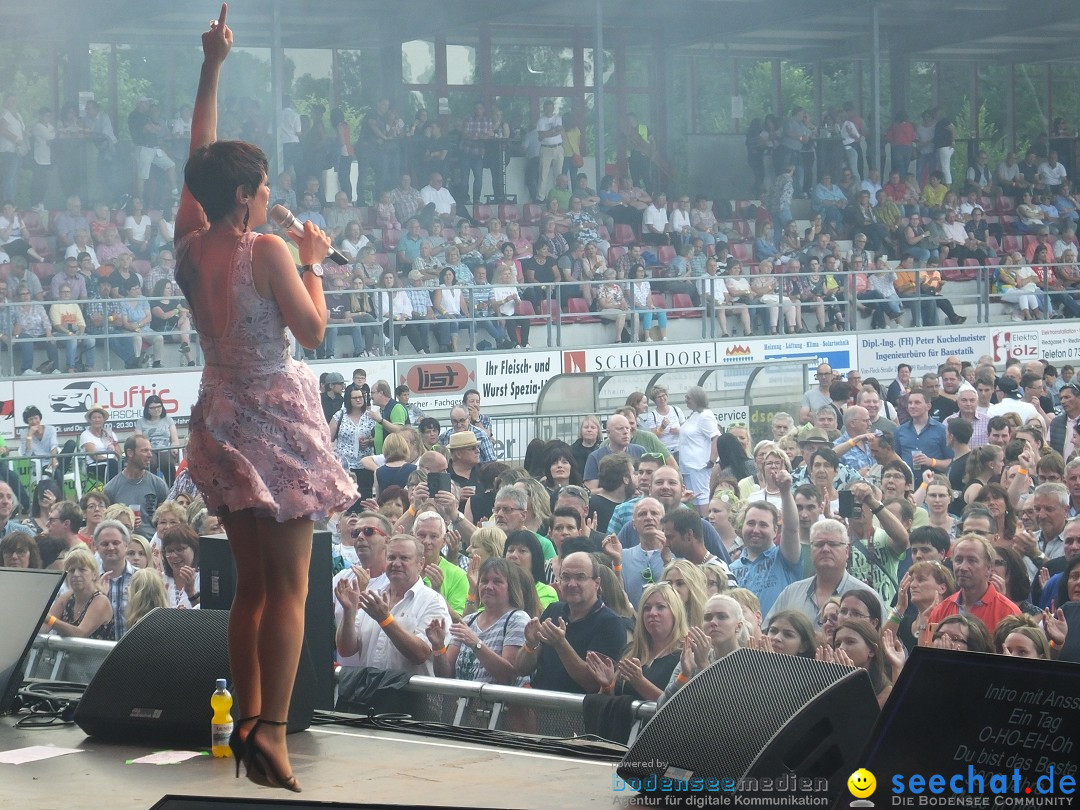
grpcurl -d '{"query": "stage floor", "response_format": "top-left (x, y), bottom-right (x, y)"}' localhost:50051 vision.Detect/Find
top-left (0, 717), bottom-right (628, 809)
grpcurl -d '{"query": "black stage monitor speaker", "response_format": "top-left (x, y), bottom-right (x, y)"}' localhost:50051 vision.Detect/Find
top-left (0, 567), bottom-right (65, 714)
top-left (74, 607), bottom-right (315, 746)
top-left (840, 646), bottom-right (1080, 810)
top-left (618, 648), bottom-right (879, 806)
top-left (200, 530), bottom-right (334, 710)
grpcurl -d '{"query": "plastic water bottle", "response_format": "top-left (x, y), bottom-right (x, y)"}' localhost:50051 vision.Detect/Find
top-left (210, 678), bottom-right (233, 758)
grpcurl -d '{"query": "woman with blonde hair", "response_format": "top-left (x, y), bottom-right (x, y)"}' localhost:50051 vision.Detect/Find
top-left (726, 587), bottom-right (763, 641)
top-left (126, 566), bottom-right (169, 628)
top-left (104, 503), bottom-right (136, 532)
top-left (659, 593), bottom-right (746, 706)
top-left (463, 527), bottom-right (507, 616)
top-left (41, 547), bottom-right (114, 640)
top-left (513, 478), bottom-right (552, 536)
top-left (126, 535), bottom-right (159, 572)
top-left (586, 582), bottom-right (688, 701)
top-left (706, 490), bottom-right (744, 560)
top-left (661, 559), bottom-right (708, 628)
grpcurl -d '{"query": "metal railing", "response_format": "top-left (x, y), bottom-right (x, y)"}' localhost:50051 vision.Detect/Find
top-left (9, 443), bottom-right (186, 502)
top-left (25, 633), bottom-right (657, 744)
top-left (2, 261), bottom-right (1076, 376)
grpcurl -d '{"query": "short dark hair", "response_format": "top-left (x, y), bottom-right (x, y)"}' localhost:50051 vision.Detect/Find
top-left (22, 405), bottom-right (42, 423)
top-left (947, 417), bottom-right (973, 445)
top-left (661, 507), bottom-right (703, 540)
top-left (184, 141), bottom-right (268, 222)
top-left (418, 416), bottom-right (440, 433)
top-left (551, 506), bottom-right (583, 529)
top-left (987, 415), bottom-right (1012, 433)
top-left (810, 448), bottom-right (841, 471)
top-left (910, 526), bottom-right (951, 555)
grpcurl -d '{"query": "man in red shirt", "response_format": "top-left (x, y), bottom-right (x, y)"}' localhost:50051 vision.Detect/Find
top-left (928, 534), bottom-right (1020, 634)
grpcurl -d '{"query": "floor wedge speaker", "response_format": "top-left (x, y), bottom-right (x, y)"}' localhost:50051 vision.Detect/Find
top-left (73, 607), bottom-right (315, 746)
top-left (617, 648), bottom-right (879, 806)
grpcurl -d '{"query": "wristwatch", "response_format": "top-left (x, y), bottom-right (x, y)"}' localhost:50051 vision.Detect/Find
top-left (300, 263), bottom-right (325, 278)
top-left (474, 640), bottom-right (484, 652)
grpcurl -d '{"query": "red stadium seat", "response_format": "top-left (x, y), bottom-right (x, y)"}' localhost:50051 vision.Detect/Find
top-left (498, 203), bottom-right (519, 223)
top-left (608, 246), bottom-right (627, 266)
top-left (473, 204), bottom-right (494, 222)
top-left (671, 293), bottom-right (697, 319)
top-left (656, 246), bottom-right (676, 266)
top-left (613, 225), bottom-right (636, 245)
top-left (562, 297), bottom-right (599, 323)
top-left (996, 196), bottom-right (1015, 213)
top-left (1002, 235), bottom-right (1021, 254)
top-left (999, 215), bottom-right (1018, 233)
top-left (731, 220), bottom-right (751, 240)
top-left (730, 242), bottom-right (753, 263)
top-left (32, 262), bottom-right (54, 282)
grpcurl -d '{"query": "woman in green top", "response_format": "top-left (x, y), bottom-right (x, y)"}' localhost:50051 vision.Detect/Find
top-left (504, 530), bottom-right (558, 608)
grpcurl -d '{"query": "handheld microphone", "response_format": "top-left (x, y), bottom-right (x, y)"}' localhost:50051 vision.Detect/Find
top-left (269, 204), bottom-right (349, 265)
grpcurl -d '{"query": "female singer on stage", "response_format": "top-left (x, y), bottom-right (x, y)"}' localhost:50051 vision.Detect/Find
top-left (174, 5), bottom-right (357, 792)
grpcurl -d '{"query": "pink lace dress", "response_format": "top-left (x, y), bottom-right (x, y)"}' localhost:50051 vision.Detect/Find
top-left (177, 231), bottom-right (358, 521)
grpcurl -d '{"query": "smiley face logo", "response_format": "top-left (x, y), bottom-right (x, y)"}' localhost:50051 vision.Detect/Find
top-left (848, 768), bottom-right (876, 798)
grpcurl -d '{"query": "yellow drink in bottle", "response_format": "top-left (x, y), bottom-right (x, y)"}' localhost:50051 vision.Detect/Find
top-left (210, 678), bottom-right (233, 758)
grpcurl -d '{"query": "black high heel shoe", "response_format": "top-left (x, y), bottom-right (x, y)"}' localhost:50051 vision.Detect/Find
top-left (229, 716), bottom-right (259, 778)
top-left (244, 719), bottom-right (300, 792)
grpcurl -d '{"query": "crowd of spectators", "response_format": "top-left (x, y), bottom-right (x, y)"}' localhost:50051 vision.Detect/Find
top-left (5, 94), bottom-right (1080, 369)
top-left (9, 346), bottom-right (1077, 735)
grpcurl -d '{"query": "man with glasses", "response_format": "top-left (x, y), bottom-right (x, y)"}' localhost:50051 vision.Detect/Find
top-left (492, 485), bottom-right (556, 560)
top-left (439, 406), bottom-right (496, 463)
top-left (332, 512), bottom-right (391, 665)
top-left (516, 551), bottom-right (626, 694)
top-left (47, 499), bottom-right (86, 556)
top-left (335, 535), bottom-right (451, 676)
top-left (1049, 381), bottom-right (1080, 458)
top-left (928, 534), bottom-right (1020, 631)
top-left (766, 518), bottom-right (885, 627)
top-left (1033, 517), bottom-right (1080, 609)
top-left (1014, 482), bottom-right (1069, 580)
top-left (834, 405), bottom-right (875, 473)
top-left (799, 363), bottom-right (834, 424)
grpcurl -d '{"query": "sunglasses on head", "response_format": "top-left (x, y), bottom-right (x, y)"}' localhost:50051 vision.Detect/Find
top-left (352, 526), bottom-right (387, 539)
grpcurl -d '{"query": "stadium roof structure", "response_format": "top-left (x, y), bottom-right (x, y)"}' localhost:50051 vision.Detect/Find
top-left (8, 0), bottom-right (1080, 65)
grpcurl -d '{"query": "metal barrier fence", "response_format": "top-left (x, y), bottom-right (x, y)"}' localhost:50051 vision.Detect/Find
top-left (0, 261), bottom-right (1072, 375)
top-left (9, 443), bottom-right (186, 503)
top-left (25, 633), bottom-right (657, 744)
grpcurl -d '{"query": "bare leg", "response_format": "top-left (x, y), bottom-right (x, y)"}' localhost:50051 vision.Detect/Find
top-left (716, 305), bottom-right (729, 336)
top-left (222, 510), bottom-right (313, 788)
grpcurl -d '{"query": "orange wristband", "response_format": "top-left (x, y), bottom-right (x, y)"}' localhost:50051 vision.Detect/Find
top-left (675, 673), bottom-right (690, 685)
top-left (379, 614), bottom-right (395, 628)
top-left (47, 615), bottom-right (57, 627)
top-left (1018, 468), bottom-right (1029, 476)
top-left (612, 564), bottom-right (623, 572)
top-left (433, 646), bottom-right (448, 656)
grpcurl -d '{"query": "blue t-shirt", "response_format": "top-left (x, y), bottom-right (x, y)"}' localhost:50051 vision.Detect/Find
top-left (728, 544), bottom-right (804, 616)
